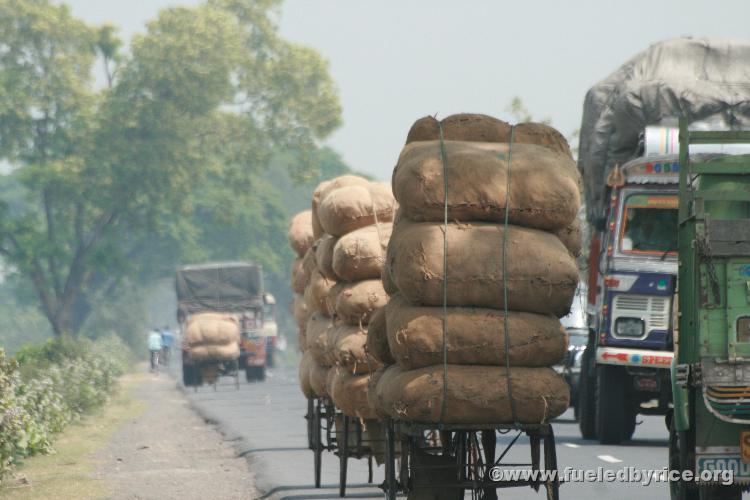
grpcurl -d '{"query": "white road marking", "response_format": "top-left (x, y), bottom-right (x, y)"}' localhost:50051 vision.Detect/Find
top-left (563, 442), bottom-right (581, 448)
top-left (597, 454), bottom-right (623, 463)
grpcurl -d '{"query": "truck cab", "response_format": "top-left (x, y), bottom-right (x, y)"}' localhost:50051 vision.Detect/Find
top-left (669, 123), bottom-right (750, 500)
top-left (579, 136), bottom-right (682, 444)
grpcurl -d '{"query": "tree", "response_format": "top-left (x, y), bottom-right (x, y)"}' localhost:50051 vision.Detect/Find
top-left (0, 0), bottom-right (342, 336)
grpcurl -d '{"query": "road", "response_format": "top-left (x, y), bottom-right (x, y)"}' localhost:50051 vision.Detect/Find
top-left (177, 362), bottom-right (671, 500)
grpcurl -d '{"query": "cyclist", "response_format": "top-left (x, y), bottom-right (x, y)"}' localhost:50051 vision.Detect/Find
top-left (161, 326), bottom-right (174, 367)
top-left (148, 328), bottom-right (163, 372)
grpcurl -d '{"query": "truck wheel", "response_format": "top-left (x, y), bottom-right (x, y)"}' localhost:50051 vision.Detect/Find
top-left (577, 349), bottom-right (597, 439)
top-left (669, 418), bottom-right (698, 500)
top-left (596, 365), bottom-right (628, 444)
top-left (624, 408), bottom-right (637, 440)
top-left (257, 366), bottom-right (266, 382)
top-left (698, 485), bottom-right (741, 500)
top-left (245, 367), bottom-right (255, 382)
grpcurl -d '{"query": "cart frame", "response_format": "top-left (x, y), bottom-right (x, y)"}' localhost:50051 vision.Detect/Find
top-left (383, 420), bottom-right (559, 500)
top-left (191, 358), bottom-right (240, 392)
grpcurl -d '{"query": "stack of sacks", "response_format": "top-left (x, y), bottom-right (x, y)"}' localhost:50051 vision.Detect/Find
top-left (302, 176), bottom-right (373, 399)
top-left (185, 313), bottom-right (241, 362)
top-left (307, 175), bottom-right (397, 419)
top-left (369, 113), bottom-right (582, 424)
top-left (288, 210), bottom-right (315, 399)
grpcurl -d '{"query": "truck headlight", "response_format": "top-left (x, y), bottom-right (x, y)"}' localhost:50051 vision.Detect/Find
top-left (615, 317), bottom-right (645, 337)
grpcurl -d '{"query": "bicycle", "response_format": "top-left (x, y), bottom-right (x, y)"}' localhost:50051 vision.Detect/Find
top-left (150, 349), bottom-right (161, 374)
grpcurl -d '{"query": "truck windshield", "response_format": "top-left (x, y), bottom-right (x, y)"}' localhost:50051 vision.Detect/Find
top-left (619, 194), bottom-right (678, 255)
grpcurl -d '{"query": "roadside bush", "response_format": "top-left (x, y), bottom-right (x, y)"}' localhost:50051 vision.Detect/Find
top-left (0, 335), bottom-right (130, 484)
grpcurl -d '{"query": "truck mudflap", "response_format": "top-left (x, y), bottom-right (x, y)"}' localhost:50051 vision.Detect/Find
top-left (596, 347), bottom-right (673, 368)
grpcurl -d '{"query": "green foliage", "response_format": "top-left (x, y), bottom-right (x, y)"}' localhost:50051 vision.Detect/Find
top-left (0, 335), bottom-right (129, 483)
top-left (0, 0), bottom-right (342, 338)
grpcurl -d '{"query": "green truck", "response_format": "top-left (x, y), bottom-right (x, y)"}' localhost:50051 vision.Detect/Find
top-left (669, 120), bottom-right (750, 499)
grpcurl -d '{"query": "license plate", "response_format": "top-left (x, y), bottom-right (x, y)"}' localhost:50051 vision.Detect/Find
top-left (742, 431), bottom-right (750, 463)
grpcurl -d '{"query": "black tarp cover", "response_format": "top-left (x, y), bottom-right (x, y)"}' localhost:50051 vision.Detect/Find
top-left (175, 262), bottom-right (263, 314)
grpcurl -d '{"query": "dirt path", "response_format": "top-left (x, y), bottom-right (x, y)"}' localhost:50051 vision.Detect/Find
top-left (96, 370), bottom-right (257, 500)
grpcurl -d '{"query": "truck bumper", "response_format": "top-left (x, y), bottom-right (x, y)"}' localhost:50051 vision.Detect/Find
top-left (596, 347), bottom-right (673, 368)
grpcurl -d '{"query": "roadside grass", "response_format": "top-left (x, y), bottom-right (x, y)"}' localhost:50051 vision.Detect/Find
top-left (0, 372), bottom-right (146, 500)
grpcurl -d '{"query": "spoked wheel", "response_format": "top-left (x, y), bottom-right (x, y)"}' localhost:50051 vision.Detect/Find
top-left (306, 398), bottom-right (314, 450)
top-left (313, 400), bottom-right (323, 488)
top-left (543, 426), bottom-right (560, 500)
top-left (339, 416), bottom-right (349, 497)
top-left (384, 420), bottom-right (398, 500)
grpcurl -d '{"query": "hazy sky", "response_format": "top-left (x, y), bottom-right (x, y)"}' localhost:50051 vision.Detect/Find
top-left (66, 0), bottom-right (750, 180)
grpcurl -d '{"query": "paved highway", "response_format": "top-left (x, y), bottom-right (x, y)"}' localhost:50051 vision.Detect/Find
top-left (175, 361), bottom-right (671, 500)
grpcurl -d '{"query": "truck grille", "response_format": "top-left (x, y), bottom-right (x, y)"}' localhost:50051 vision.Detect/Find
top-left (612, 294), bottom-right (670, 337)
top-left (704, 385), bottom-right (750, 423)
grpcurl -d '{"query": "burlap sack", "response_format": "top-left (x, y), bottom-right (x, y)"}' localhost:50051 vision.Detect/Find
top-left (309, 362), bottom-right (330, 398)
top-left (405, 114), bottom-right (571, 157)
top-left (393, 140), bottom-right (580, 231)
top-left (315, 234), bottom-right (338, 280)
top-left (367, 368), bottom-right (389, 419)
top-left (188, 342), bottom-right (240, 362)
top-left (293, 293), bottom-right (310, 329)
top-left (332, 223), bottom-right (392, 282)
top-left (317, 183), bottom-right (397, 237)
top-left (382, 257), bottom-right (398, 295)
top-left (305, 312), bottom-right (333, 366)
top-left (372, 364), bottom-right (569, 424)
top-left (555, 218), bottom-right (583, 257)
top-left (328, 323), bottom-right (382, 374)
top-left (185, 314), bottom-right (240, 346)
top-left (304, 268), bottom-right (336, 316)
top-left (385, 294), bottom-right (566, 369)
top-left (291, 258), bottom-right (307, 294)
top-left (312, 175), bottom-right (370, 239)
top-left (299, 351), bottom-right (315, 399)
top-left (388, 219), bottom-right (578, 316)
top-left (298, 328), bottom-right (307, 353)
top-left (334, 279), bottom-right (388, 326)
top-left (301, 247), bottom-right (317, 285)
top-left (288, 210), bottom-right (314, 257)
top-left (328, 366), bottom-right (377, 419)
top-left (366, 306), bottom-right (395, 366)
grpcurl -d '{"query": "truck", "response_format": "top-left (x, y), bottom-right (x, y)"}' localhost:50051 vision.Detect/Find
top-left (176, 262), bottom-right (272, 385)
top-left (669, 121), bottom-right (750, 500)
top-left (577, 38), bottom-right (750, 444)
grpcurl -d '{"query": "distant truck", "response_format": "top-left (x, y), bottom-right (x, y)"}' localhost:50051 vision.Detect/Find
top-left (576, 38), bottom-right (750, 444)
top-left (176, 262), bottom-right (274, 384)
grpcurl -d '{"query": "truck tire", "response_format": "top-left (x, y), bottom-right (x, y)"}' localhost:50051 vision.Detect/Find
top-left (596, 364), bottom-right (628, 444)
top-left (624, 409), bottom-right (637, 440)
top-left (698, 485), bottom-right (742, 500)
top-left (669, 418), bottom-right (698, 500)
top-left (245, 366), bottom-right (256, 382)
top-left (257, 366), bottom-right (266, 382)
top-left (577, 348), bottom-right (597, 439)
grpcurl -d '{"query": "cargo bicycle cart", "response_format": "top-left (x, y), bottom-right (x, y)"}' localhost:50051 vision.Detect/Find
top-left (310, 397), bottom-right (338, 488)
top-left (336, 414), bottom-right (380, 497)
top-left (185, 356), bottom-right (241, 392)
top-left (382, 419), bottom-right (560, 500)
